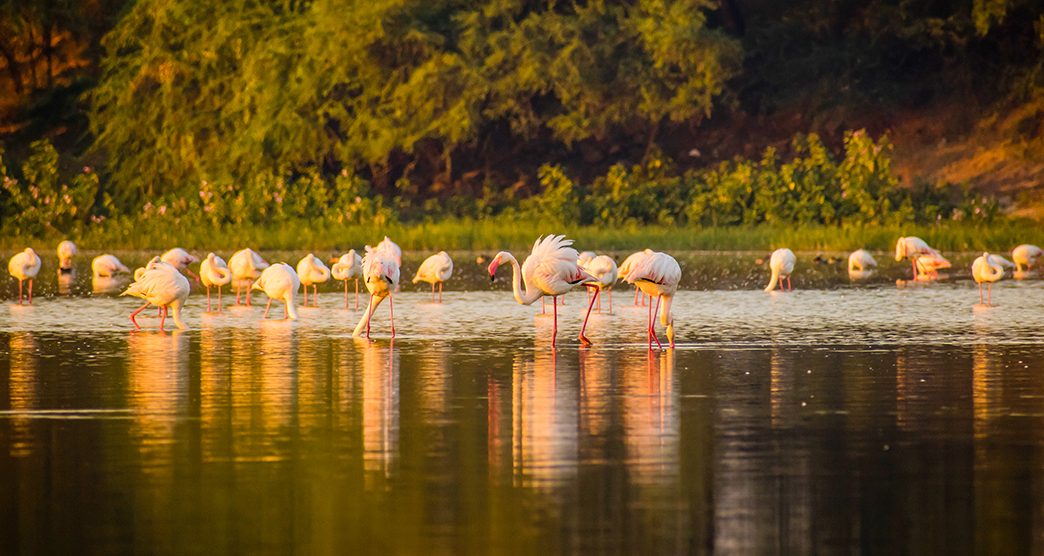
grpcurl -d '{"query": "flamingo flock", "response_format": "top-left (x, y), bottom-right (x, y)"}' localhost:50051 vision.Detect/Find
top-left (5, 235), bottom-right (1040, 346)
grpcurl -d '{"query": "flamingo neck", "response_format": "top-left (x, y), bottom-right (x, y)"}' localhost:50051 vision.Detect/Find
top-left (764, 266), bottom-right (780, 291)
top-left (170, 299), bottom-right (188, 330)
top-left (660, 294), bottom-right (673, 326)
top-left (285, 294), bottom-right (299, 320)
top-left (502, 253), bottom-right (542, 306)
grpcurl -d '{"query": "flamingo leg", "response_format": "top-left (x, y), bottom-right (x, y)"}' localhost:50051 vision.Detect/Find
top-left (389, 294), bottom-right (395, 338)
top-left (787, 276), bottom-right (792, 291)
top-left (17, 279), bottom-right (23, 305)
top-left (246, 289), bottom-right (252, 306)
top-left (354, 279), bottom-right (359, 310)
top-left (608, 288), bottom-right (613, 314)
top-left (159, 305), bottom-right (167, 331)
top-left (650, 296), bottom-right (663, 350)
top-left (284, 301), bottom-right (289, 319)
top-left (206, 285), bottom-right (211, 312)
top-left (542, 297), bottom-right (546, 314)
top-left (27, 279), bottom-right (32, 304)
top-left (343, 280), bottom-right (349, 309)
top-left (979, 283), bottom-right (984, 305)
top-left (578, 286), bottom-right (598, 347)
top-left (552, 296), bottom-right (558, 347)
top-left (217, 286), bottom-right (222, 313)
top-left (634, 286), bottom-right (640, 306)
top-left (129, 302), bottom-right (150, 329)
top-left (263, 299), bottom-right (272, 319)
top-left (235, 285), bottom-right (241, 306)
top-left (596, 287), bottom-right (602, 313)
top-left (439, 282), bottom-right (443, 303)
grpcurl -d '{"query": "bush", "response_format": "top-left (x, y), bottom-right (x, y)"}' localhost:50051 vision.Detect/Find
top-left (0, 140), bottom-right (99, 236)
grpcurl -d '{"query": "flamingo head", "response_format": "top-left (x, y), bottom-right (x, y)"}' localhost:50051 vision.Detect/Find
top-left (487, 253), bottom-right (505, 282)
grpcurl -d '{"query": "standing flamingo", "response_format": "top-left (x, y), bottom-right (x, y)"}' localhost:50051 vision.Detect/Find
top-left (331, 250), bottom-right (363, 309)
top-left (92, 254), bottom-right (131, 277)
top-left (57, 240), bottom-right (77, 273)
top-left (412, 251), bottom-right (453, 302)
top-left (1012, 244), bottom-right (1043, 273)
top-left (895, 236), bottom-right (947, 280)
top-left (619, 249), bottom-right (654, 305)
top-left (161, 247), bottom-right (201, 282)
top-left (200, 252), bottom-right (232, 312)
top-left (848, 249), bottom-right (877, 272)
top-left (353, 245), bottom-right (401, 339)
top-left (229, 248), bottom-right (269, 306)
top-left (8, 248), bottom-right (41, 304)
top-left (624, 251), bottom-right (681, 349)
top-left (252, 263), bottom-right (300, 320)
top-left (972, 252), bottom-right (1004, 305)
top-left (764, 248), bottom-right (796, 292)
top-left (487, 235), bottom-right (594, 347)
top-left (122, 261), bottom-right (190, 330)
top-left (370, 236), bottom-right (402, 266)
top-left (296, 253), bottom-right (331, 307)
top-left (581, 254), bottom-right (618, 313)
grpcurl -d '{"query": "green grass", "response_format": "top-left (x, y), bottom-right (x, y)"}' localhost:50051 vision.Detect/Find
top-left (2, 217), bottom-right (1041, 253)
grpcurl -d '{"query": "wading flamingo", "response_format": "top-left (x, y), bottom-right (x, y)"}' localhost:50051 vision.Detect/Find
top-left (200, 252), bottom-right (232, 312)
top-left (848, 249), bottom-right (877, 272)
top-left (296, 253), bottom-right (331, 307)
top-left (581, 254), bottom-right (618, 313)
top-left (972, 252), bottom-right (1004, 305)
top-left (487, 235), bottom-right (594, 347)
top-left (353, 246), bottom-right (401, 339)
top-left (122, 261), bottom-right (190, 330)
top-left (57, 240), bottom-right (77, 273)
top-left (92, 254), bottom-right (131, 278)
top-left (8, 248), bottom-right (41, 304)
top-left (229, 248), bottom-right (269, 306)
top-left (913, 253), bottom-right (952, 280)
top-left (370, 236), bottom-right (402, 267)
top-left (1012, 244), bottom-right (1043, 273)
top-left (619, 249), bottom-right (654, 305)
top-left (895, 236), bottom-right (946, 280)
top-left (624, 251), bottom-right (681, 349)
top-left (331, 250), bottom-right (363, 309)
top-left (412, 251), bottom-right (453, 302)
top-left (161, 247), bottom-right (201, 282)
top-left (764, 248), bottom-right (796, 292)
top-left (252, 263), bottom-right (300, 320)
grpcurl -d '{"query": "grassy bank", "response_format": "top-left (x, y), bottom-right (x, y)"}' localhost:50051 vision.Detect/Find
top-left (1, 218), bottom-right (1040, 253)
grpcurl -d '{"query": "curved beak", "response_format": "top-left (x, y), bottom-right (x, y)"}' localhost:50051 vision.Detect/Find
top-left (487, 260), bottom-right (500, 282)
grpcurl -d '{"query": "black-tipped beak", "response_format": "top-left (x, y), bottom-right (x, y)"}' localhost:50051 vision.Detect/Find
top-left (489, 273), bottom-right (495, 283)
top-left (384, 276), bottom-right (393, 284)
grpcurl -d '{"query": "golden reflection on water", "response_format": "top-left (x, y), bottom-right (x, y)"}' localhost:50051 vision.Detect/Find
top-left (620, 349), bottom-right (678, 487)
top-left (126, 331), bottom-right (189, 463)
top-left (8, 332), bottom-right (37, 457)
top-left (361, 339), bottom-right (399, 488)
top-left (511, 347), bottom-right (578, 490)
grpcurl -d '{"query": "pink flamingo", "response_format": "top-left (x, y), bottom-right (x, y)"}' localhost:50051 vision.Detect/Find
top-left (625, 251), bottom-right (681, 349)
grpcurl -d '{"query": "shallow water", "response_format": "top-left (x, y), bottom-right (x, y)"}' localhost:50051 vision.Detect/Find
top-left (2, 252), bottom-right (1044, 553)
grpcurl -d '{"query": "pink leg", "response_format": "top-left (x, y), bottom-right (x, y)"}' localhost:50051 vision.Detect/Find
top-left (787, 276), bottom-right (792, 291)
top-left (263, 299), bottom-right (272, 319)
top-left (389, 294), bottom-right (395, 338)
top-left (354, 280), bottom-right (359, 310)
top-left (911, 259), bottom-right (917, 279)
top-left (542, 297), bottom-right (546, 314)
top-left (439, 282), bottom-right (443, 303)
top-left (17, 279), bottom-right (23, 305)
top-left (284, 302), bottom-right (289, 319)
top-left (365, 293), bottom-right (375, 339)
top-left (432, 282), bottom-right (436, 302)
top-left (206, 286), bottom-right (212, 312)
top-left (551, 296), bottom-right (558, 347)
top-left (159, 305), bottom-right (167, 331)
top-left (650, 296), bottom-right (663, 350)
top-left (27, 279), bottom-right (32, 304)
top-left (596, 288), bottom-right (602, 313)
top-left (344, 280), bottom-right (349, 309)
top-left (217, 286), bottom-right (222, 313)
top-left (246, 289), bottom-right (252, 306)
top-left (129, 302), bottom-right (150, 329)
top-left (235, 285), bottom-right (241, 306)
top-left (634, 286), bottom-right (640, 306)
top-left (578, 286), bottom-right (598, 346)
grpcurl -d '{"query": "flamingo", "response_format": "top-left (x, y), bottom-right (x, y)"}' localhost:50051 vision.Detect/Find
top-left (577, 251), bottom-right (596, 267)
top-left (252, 263), bottom-right (300, 320)
top-left (8, 248), bottom-right (41, 304)
top-left (895, 236), bottom-right (947, 279)
top-left (847, 249), bottom-right (877, 272)
top-left (122, 260), bottom-right (190, 330)
top-left (581, 254), bottom-right (618, 313)
top-left (331, 250), bottom-right (363, 309)
top-left (161, 247), bottom-right (201, 282)
top-left (764, 248), bottom-right (796, 292)
top-left (229, 248), bottom-right (269, 305)
top-left (913, 253), bottom-right (952, 279)
top-left (624, 251), bottom-right (681, 349)
top-left (200, 253), bottom-right (232, 312)
top-left (412, 251), bottom-right (453, 302)
top-left (57, 240), bottom-right (77, 273)
top-left (92, 254), bottom-right (131, 277)
top-left (296, 253), bottom-right (331, 307)
top-left (134, 256), bottom-right (164, 281)
top-left (1012, 244), bottom-right (1043, 273)
top-left (619, 249), bottom-right (654, 305)
top-left (353, 246), bottom-right (401, 339)
top-left (487, 235), bottom-right (594, 347)
top-left (972, 252), bottom-right (1004, 305)
top-left (370, 236), bottom-right (402, 267)
top-left (988, 253), bottom-right (1015, 274)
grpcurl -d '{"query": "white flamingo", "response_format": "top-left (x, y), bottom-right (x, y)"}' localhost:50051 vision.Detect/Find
top-left (353, 246), bottom-right (401, 339)
top-left (252, 263), bottom-right (300, 320)
top-left (487, 235), bottom-right (594, 347)
top-left (161, 247), bottom-right (201, 282)
top-left (619, 249), bottom-right (654, 305)
top-left (296, 253), bottom-right (331, 307)
top-left (1012, 244), bottom-right (1043, 273)
top-left (412, 251), bottom-right (453, 303)
top-left (91, 254), bottom-right (131, 277)
top-left (624, 251), bottom-right (681, 349)
top-left (200, 252), bottom-right (232, 312)
top-left (8, 248), bottom-right (41, 304)
top-left (972, 252), bottom-right (1004, 305)
top-left (764, 248), bottom-right (796, 292)
top-left (122, 261), bottom-right (190, 330)
top-left (229, 248), bottom-right (269, 306)
top-left (577, 251), bottom-right (596, 267)
top-left (57, 240), bottom-right (77, 272)
top-left (331, 250), bottom-right (363, 309)
top-left (581, 254), bottom-right (618, 313)
top-left (895, 236), bottom-right (947, 279)
top-left (370, 236), bottom-right (402, 267)
top-left (847, 249), bottom-right (877, 272)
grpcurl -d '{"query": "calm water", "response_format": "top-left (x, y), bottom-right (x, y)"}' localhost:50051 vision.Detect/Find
top-left (3, 251), bottom-right (1044, 554)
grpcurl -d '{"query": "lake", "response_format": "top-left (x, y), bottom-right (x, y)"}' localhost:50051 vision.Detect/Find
top-left (2, 250), bottom-right (1043, 554)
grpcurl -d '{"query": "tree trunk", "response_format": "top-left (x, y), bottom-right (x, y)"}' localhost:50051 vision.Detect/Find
top-left (44, 22), bottom-right (53, 89)
top-left (0, 40), bottom-right (24, 95)
top-left (26, 24), bottom-right (38, 90)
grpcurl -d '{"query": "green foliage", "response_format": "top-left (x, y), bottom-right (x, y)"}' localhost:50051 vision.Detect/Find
top-left (0, 140), bottom-right (98, 235)
top-left (589, 154), bottom-right (687, 226)
top-left (521, 164), bottom-right (580, 225)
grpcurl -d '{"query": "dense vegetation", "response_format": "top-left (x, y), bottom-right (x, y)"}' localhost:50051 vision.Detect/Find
top-left (0, 0), bottom-right (1040, 244)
